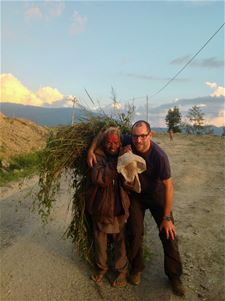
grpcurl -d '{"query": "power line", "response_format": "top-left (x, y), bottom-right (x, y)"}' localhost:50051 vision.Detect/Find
top-left (127, 23), bottom-right (225, 102)
top-left (149, 23), bottom-right (224, 98)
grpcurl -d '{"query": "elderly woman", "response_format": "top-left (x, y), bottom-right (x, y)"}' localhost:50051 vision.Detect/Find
top-left (86, 127), bottom-right (130, 287)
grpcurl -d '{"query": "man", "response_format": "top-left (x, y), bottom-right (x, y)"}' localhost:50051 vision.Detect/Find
top-left (87, 120), bottom-right (184, 296)
top-left (86, 127), bottom-right (130, 287)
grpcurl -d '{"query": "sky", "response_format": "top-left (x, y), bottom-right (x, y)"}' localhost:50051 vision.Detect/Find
top-left (1, 0), bottom-right (224, 126)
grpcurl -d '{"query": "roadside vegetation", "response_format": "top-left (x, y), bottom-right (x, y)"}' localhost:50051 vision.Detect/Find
top-left (0, 151), bottom-right (42, 186)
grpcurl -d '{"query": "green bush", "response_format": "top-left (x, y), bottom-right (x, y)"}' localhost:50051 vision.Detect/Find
top-left (0, 151), bottom-right (42, 186)
top-left (8, 152), bottom-right (41, 170)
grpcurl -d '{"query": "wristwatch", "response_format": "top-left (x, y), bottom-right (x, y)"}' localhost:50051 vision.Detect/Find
top-left (163, 215), bottom-right (172, 221)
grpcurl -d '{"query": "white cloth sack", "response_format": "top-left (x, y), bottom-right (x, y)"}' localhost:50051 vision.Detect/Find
top-left (117, 152), bottom-right (146, 193)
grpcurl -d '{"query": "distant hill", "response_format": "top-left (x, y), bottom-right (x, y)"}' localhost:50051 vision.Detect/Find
top-left (1, 102), bottom-right (223, 135)
top-left (0, 102), bottom-right (91, 126)
top-left (0, 113), bottom-right (49, 160)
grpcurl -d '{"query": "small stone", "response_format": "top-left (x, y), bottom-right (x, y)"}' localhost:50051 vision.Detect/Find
top-left (200, 284), bottom-right (208, 290)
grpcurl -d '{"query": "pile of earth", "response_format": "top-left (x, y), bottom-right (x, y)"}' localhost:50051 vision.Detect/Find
top-left (0, 112), bottom-right (49, 163)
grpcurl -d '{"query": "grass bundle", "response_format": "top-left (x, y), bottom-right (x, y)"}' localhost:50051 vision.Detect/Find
top-left (37, 115), bottom-right (131, 265)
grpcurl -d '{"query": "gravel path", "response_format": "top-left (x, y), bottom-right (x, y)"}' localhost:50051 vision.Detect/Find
top-left (1, 134), bottom-right (225, 301)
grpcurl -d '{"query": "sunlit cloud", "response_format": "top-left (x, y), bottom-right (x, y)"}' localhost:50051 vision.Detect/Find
top-left (132, 95), bottom-right (224, 127)
top-left (25, 4), bottom-right (43, 19)
top-left (111, 102), bottom-right (122, 110)
top-left (47, 1), bottom-right (65, 17)
top-left (206, 109), bottom-right (225, 127)
top-left (206, 81), bottom-right (225, 97)
top-left (70, 10), bottom-right (87, 36)
top-left (0, 73), bottom-right (64, 106)
top-left (0, 73), bottom-right (43, 106)
top-left (25, 1), bottom-right (64, 21)
top-left (36, 87), bottom-right (64, 105)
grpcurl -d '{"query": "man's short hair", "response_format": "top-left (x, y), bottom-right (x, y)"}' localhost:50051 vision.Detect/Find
top-left (132, 120), bottom-right (151, 132)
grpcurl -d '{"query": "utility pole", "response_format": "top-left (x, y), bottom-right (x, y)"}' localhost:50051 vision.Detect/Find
top-left (68, 95), bottom-right (78, 125)
top-left (146, 95), bottom-right (149, 123)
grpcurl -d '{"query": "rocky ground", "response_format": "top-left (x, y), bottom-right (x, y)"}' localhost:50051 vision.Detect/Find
top-left (1, 134), bottom-right (225, 301)
top-left (0, 113), bottom-right (48, 161)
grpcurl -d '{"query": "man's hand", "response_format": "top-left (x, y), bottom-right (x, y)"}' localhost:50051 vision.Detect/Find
top-left (160, 220), bottom-right (176, 240)
top-left (87, 150), bottom-right (97, 168)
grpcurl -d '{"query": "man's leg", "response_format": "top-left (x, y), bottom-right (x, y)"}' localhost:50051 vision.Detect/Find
top-left (150, 205), bottom-right (184, 296)
top-left (127, 197), bottom-right (145, 284)
top-left (150, 205), bottom-right (183, 276)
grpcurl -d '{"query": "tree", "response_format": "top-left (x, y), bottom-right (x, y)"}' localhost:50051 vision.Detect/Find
top-left (221, 127), bottom-right (225, 137)
top-left (187, 105), bottom-right (205, 134)
top-left (165, 106), bottom-right (182, 133)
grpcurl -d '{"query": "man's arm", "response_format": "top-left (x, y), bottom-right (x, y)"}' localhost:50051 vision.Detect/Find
top-left (159, 178), bottom-right (176, 240)
top-left (87, 131), bottom-right (132, 167)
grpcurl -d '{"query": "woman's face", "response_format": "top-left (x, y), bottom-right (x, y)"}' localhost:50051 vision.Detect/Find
top-left (104, 134), bottom-right (120, 156)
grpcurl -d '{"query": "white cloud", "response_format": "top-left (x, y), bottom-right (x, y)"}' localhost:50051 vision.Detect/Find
top-left (47, 1), bottom-right (65, 17)
top-left (36, 87), bottom-right (64, 105)
top-left (25, 4), bottom-right (43, 19)
top-left (70, 10), bottom-right (87, 36)
top-left (0, 73), bottom-right (64, 107)
top-left (132, 95), bottom-right (224, 128)
top-left (0, 73), bottom-right (43, 106)
top-left (135, 112), bottom-right (141, 116)
top-left (206, 82), bottom-right (217, 89)
top-left (206, 110), bottom-right (225, 127)
top-left (171, 56), bottom-right (224, 69)
top-left (25, 1), bottom-right (64, 21)
top-left (211, 86), bottom-right (225, 97)
top-left (112, 102), bottom-right (122, 110)
top-left (206, 81), bottom-right (225, 97)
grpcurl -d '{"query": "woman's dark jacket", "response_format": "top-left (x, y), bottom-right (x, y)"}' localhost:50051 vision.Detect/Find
top-left (86, 148), bottom-right (130, 224)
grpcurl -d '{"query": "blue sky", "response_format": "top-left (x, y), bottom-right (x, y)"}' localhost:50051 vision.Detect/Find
top-left (1, 1), bottom-right (224, 126)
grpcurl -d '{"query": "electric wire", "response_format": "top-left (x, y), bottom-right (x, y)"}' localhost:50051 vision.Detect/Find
top-left (126, 23), bottom-right (225, 102)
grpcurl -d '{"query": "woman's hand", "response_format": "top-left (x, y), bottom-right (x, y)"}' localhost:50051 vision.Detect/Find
top-left (119, 144), bottom-right (132, 156)
top-left (87, 150), bottom-right (97, 168)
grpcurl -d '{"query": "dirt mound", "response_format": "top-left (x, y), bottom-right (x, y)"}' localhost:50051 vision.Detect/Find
top-left (0, 112), bottom-right (49, 160)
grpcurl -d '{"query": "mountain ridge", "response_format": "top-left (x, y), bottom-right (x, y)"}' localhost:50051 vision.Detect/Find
top-left (0, 102), bottom-right (223, 135)
top-left (0, 102), bottom-right (89, 126)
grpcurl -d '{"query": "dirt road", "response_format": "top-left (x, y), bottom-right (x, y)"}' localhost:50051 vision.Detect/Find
top-left (1, 134), bottom-right (225, 301)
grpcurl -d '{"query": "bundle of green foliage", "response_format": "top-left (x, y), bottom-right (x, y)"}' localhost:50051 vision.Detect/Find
top-left (37, 115), bottom-right (131, 265)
